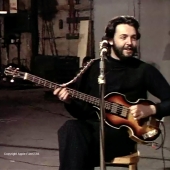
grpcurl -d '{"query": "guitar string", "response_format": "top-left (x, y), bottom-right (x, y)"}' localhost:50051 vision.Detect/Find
top-left (10, 58), bottom-right (129, 116)
top-left (10, 70), bottom-right (129, 115)
top-left (25, 73), bottom-right (129, 115)
top-left (27, 74), bottom-right (129, 113)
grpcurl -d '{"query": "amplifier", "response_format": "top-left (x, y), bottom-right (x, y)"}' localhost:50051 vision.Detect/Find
top-left (4, 11), bottom-right (31, 34)
top-left (32, 55), bottom-right (79, 83)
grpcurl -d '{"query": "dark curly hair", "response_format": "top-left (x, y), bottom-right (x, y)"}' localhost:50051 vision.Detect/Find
top-left (103, 15), bottom-right (141, 40)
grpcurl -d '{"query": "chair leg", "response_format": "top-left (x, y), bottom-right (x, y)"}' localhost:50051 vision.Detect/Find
top-left (129, 164), bottom-right (138, 170)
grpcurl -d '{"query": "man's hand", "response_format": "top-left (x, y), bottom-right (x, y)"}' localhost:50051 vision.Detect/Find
top-left (53, 87), bottom-right (71, 104)
top-left (129, 104), bottom-right (156, 120)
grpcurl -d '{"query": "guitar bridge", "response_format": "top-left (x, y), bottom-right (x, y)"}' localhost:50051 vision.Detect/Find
top-left (142, 129), bottom-right (158, 139)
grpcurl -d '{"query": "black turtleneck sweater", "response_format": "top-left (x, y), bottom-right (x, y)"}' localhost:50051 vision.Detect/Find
top-left (65, 56), bottom-right (170, 120)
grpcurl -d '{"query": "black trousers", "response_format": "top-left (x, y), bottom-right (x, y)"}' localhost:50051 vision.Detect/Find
top-left (58, 119), bottom-right (136, 170)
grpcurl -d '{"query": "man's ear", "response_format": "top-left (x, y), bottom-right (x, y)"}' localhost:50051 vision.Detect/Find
top-left (108, 40), bottom-right (113, 45)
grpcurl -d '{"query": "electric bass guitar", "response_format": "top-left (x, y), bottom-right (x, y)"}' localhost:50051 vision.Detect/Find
top-left (4, 67), bottom-right (161, 144)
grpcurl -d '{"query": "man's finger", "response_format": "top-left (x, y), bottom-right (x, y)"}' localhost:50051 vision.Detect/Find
top-left (53, 88), bottom-right (62, 95)
top-left (60, 89), bottom-right (69, 99)
top-left (129, 105), bottom-right (138, 110)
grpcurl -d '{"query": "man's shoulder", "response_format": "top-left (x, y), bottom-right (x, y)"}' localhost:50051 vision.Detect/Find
top-left (132, 57), bottom-right (151, 67)
top-left (134, 58), bottom-right (160, 74)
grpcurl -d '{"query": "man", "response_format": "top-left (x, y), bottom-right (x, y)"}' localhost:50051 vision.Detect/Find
top-left (54, 16), bottom-right (170, 170)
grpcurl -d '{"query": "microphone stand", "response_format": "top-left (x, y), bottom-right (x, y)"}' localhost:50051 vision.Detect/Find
top-left (98, 50), bottom-right (106, 170)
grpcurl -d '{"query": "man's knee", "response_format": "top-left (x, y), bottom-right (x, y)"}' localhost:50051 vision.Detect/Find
top-left (58, 120), bottom-right (80, 135)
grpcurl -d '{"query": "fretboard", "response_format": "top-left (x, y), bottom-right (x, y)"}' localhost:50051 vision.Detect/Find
top-left (25, 73), bottom-right (128, 117)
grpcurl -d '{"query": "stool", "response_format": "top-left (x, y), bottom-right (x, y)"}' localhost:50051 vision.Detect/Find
top-left (106, 151), bottom-right (140, 170)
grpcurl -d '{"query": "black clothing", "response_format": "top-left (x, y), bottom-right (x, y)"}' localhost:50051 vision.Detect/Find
top-left (58, 120), bottom-right (136, 170)
top-left (65, 56), bottom-right (170, 120)
top-left (58, 57), bottom-right (170, 170)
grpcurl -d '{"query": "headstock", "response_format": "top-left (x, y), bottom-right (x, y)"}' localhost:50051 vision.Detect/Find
top-left (4, 66), bottom-right (25, 82)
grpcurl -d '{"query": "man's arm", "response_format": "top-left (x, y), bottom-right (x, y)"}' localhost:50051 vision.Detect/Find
top-left (144, 64), bottom-right (170, 119)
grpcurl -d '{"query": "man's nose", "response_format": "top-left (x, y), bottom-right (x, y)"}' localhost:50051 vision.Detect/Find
top-left (126, 37), bottom-right (132, 44)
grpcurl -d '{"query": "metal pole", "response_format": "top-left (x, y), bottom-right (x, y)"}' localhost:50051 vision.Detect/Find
top-left (98, 53), bottom-right (106, 170)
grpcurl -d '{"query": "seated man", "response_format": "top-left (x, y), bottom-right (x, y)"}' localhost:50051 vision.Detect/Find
top-left (54, 16), bottom-right (170, 170)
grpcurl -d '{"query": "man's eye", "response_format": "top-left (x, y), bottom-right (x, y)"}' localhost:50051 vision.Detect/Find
top-left (132, 37), bottom-right (137, 40)
top-left (121, 36), bottom-right (126, 39)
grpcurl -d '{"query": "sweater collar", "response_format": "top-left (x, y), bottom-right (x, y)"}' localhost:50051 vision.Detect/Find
top-left (106, 56), bottom-right (140, 68)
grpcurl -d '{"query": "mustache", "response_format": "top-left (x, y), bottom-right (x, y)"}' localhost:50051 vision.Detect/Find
top-left (123, 46), bottom-right (135, 50)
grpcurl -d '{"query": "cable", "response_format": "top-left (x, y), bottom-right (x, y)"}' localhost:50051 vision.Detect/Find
top-left (151, 121), bottom-right (166, 150)
top-left (157, 121), bottom-right (166, 170)
top-left (146, 121), bottom-right (167, 170)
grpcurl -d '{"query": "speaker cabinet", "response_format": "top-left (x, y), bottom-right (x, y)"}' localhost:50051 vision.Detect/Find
top-left (4, 11), bottom-right (31, 34)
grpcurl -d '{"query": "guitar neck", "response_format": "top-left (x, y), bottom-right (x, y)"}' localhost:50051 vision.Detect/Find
top-left (25, 73), bottom-right (123, 112)
top-left (4, 68), bottom-right (129, 118)
top-left (25, 73), bottom-right (101, 106)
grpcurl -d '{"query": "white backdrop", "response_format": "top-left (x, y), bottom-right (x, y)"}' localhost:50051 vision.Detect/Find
top-left (93, 0), bottom-right (170, 102)
top-left (93, 0), bottom-right (170, 65)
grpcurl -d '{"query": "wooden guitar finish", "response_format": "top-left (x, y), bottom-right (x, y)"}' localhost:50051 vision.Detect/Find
top-left (4, 67), bottom-right (161, 144)
top-left (95, 93), bottom-right (161, 144)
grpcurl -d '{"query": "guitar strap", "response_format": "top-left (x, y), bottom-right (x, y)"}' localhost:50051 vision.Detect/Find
top-left (61, 57), bottom-right (128, 92)
top-left (61, 58), bottom-right (99, 86)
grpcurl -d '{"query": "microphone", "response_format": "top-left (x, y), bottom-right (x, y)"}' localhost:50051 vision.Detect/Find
top-left (100, 39), bottom-right (108, 57)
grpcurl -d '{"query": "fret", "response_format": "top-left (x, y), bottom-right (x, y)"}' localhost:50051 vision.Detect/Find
top-left (51, 84), bottom-right (56, 89)
top-left (77, 91), bottom-right (80, 98)
top-left (83, 95), bottom-right (86, 101)
top-left (44, 80), bottom-right (46, 86)
top-left (93, 99), bottom-right (98, 105)
top-left (70, 90), bottom-right (74, 97)
top-left (81, 94), bottom-right (85, 100)
top-left (41, 79), bottom-right (45, 85)
top-left (27, 75), bottom-right (33, 82)
top-left (45, 80), bottom-right (50, 88)
top-left (47, 82), bottom-right (52, 89)
top-left (38, 78), bottom-right (41, 84)
top-left (79, 95), bottom-right (83, 100)
top-left (55, 84), bottom-right (59, 89)
top-left (74, 91), bottom-right (78, 98)
top-left (32, 76), bottom-right (35, 82)
top-left (91, 98), bottom-right (95, 104)
top-left (85, 95), bottom-right (89, 101)
top-left (81, 95), bottom-right (84, 100)
top-left (46, 81), bottom-right (50, 88)
top-left (39, 79), bottom-right (43, 85)
top-left (74, 94), bottom-right (77, 98)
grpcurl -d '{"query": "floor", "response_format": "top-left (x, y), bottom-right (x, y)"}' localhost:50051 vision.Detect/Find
top-left (0, 82), bottom-right (170, 170)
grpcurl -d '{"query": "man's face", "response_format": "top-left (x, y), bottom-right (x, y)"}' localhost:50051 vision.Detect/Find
top-left (110, 24), bottom-right (138, 60)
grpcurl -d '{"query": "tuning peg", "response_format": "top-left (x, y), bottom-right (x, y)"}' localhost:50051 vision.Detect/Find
top-left (10, 78), bottom-right (14, 83)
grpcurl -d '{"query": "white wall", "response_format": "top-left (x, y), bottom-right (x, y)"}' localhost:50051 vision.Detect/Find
top-left (93, 0), bottom-right (170, 83)
top-left (93, 0), bottom-right (137, 57)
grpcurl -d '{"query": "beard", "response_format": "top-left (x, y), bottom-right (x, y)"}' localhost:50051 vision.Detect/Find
top-left (112, 43), bottom-right (137, 61)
